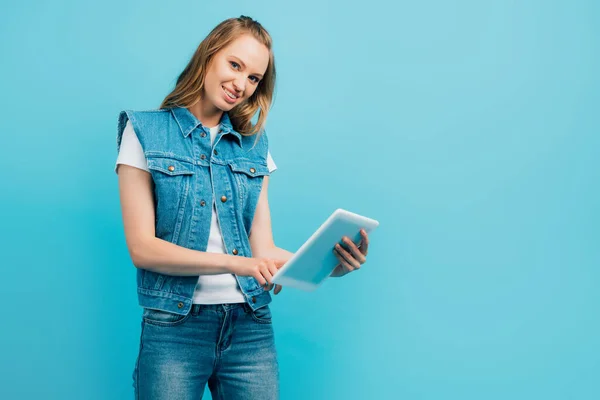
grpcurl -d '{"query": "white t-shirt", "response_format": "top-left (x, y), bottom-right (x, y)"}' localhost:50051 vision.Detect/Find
top-left (115, 120), bottom-right (277, 304)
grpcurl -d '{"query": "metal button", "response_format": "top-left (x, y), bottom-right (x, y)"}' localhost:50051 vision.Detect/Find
top-left (250, 168), bottom-right (256, 174)
top-left (177, 302), bottom-right (184, 308)
top-left (168, 165), bottom-right (175, 172)
top-left (251, 297), bottom-right (256, 303)
top-left (201, 132), bottom-right (206, 138)
top-left (232, 249), bottom-right (238, 255)
top-left (221, 195), bottom-right (227, 202)
top-left (214, 150), bottom-right (218, 155)
top-left (200, 154), bottom-right (206, 160)
top-left (200, 200), bottom-right (206, 207)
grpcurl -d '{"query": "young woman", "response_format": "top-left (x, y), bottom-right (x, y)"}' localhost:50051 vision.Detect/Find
top-left (115, 15), bottom-right (370, 399)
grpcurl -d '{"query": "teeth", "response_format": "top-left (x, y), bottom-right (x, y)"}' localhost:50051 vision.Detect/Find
top-left (223, 87), bottom-right (238, 99)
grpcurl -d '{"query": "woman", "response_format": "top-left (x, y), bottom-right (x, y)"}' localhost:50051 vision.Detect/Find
top-left (115, 15), bottom-right (370, 399)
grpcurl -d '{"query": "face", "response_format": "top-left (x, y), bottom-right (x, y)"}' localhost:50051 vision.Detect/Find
top-left (202, 34), bottom-right (270, 112)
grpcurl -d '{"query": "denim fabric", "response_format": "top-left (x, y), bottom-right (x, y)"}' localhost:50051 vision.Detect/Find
top-left (133, 304), bottom-right (279, 399)
top-left (116, 107), bottom-right (273, 314)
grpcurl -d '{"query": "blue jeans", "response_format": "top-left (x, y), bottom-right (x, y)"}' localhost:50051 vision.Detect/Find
top-left (132, 303), bottom-right (279, 399)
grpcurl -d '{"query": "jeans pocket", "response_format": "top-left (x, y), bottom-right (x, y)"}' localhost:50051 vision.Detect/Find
top-left (248, 304), bottom-right (273, 324)
top-left (142, 307), bottom-right (190, 327)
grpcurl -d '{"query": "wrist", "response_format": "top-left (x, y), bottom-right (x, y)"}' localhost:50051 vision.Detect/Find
top-left (224, 253), bottom-right (242, 274)
top-left (228, 253), bottom-right (255, 275)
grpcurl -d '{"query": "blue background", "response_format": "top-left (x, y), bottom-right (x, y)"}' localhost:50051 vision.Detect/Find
top-left (1, 0), bottom-right (598, 398)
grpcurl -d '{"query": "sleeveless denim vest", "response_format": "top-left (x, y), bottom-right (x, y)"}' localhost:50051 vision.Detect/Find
top-left (116, 106), bottom-right (272, 315)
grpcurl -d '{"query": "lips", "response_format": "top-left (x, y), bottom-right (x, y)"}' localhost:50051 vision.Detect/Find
top-left (222, 86), bottom-right (239, 102)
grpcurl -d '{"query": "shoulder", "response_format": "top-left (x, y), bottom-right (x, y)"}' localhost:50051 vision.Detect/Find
top-left (117, 108), bottom-right (172, 137)
top-left (240, 129), bottom-right (270, 161)
top-left (117, 109), bottom-right (172, 153)
top-left (118, 108), bottom-right (171, 127)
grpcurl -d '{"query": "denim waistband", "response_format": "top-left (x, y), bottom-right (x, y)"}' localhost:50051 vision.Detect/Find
top-left (190, 303), bottom-right (251, 315)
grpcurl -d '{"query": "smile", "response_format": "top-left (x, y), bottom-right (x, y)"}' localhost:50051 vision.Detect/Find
top-left (222, 86), bottom-right (239, 100)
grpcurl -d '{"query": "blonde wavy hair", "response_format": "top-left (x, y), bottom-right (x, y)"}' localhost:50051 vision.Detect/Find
top-left (160, 16), bottom-right (276, 136)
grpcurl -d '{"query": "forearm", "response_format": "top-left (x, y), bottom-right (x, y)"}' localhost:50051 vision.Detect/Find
top-left (130, 236), bottom-right (238, 276)
top-left (254, 245), bottom-right (295, 262)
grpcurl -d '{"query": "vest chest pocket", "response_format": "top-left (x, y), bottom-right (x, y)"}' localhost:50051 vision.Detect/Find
top-left (147, 156), bottom-right (195, 243)
top-left (228, 160), bottom-right (270, 205)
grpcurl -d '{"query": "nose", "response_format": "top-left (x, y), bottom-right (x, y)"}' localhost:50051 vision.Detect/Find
top-left (232, 75), bottom-right (245, 94)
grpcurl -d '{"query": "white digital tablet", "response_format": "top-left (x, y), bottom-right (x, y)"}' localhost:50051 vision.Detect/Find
top-left (272, 208), bottom-right (379, 291)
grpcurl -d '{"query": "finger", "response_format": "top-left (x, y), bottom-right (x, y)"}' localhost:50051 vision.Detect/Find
top-left (254, 271), bottom-right (267, 287)
top-left (334, 248), bottom-right (356, 273)
top-left (265, 261), bottom-right (279, 291)
top-left (342, 237), bottom-right (366, 264)
top-left (335, 243), bottom-right (361, 270)
top-left (263, 281), bottom-right (274, 291)
top-left (267, 259), bottom-right (279, 278)
top-left (360, 229), bottom-right (370, 256)
top-left (274, 284), bottom-right (283, 295)
top-left (260, 265), bottom-right (274, 285)
top-left (274, 259), bottom-right (287, 269)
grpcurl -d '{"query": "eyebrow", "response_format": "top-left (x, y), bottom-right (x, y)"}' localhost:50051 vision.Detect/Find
top-left (228, 55), bottom-right (264, 78)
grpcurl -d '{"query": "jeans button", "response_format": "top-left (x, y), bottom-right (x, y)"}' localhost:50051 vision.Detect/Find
top-left (177, 302), bottom-right (184, 308)
top-left (251, 297), bottom-right (256, 303)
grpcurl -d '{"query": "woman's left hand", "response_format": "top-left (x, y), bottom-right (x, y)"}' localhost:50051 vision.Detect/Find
top-left (266, 229), bottom-right (370, 292)
top-left (264, 283), bottom-right (283, 295)
top-left (331, 229), bottom-right (370, 278)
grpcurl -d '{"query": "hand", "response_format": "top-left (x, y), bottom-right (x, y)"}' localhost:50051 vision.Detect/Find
top-left (231, 257), bottom-right (287, 293)
top-left (331, 229), bottom-right (370, 278)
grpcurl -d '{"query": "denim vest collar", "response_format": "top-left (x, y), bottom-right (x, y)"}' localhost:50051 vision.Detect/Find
top-left (170, 106), bottom-right (241, 147)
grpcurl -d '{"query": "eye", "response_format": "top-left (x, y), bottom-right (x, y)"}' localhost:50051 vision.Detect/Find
top-left (249, 76), bottom-right (260, 84)
top-left (229, 61), bottom-right (240, 70)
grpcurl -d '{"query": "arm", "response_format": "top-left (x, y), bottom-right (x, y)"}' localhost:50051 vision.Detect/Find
top-left (249, 176), bottom-right (351, 280)
top-left (248, 175), bottom-right (293, 293)
top-left (118, 164), bottom-right (239, 276)
top-left (248, 175), bottom-right (294, 261)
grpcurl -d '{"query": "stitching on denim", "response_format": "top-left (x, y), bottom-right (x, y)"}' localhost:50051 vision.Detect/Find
top-left (148, 165), bottom-right (194, 176)
top-left (134, 320), bottom-right (144, 400)
top-left (146, 151), bottom-right (196, 164)
top-left (216, 375), bottom-right (225, 400)
top-left (250, 308), bottom-right (272, 325)
top-left (152, 275), bottom-right (164, 291)
top-left (142, 310), bottom-right (191, 327)
top-left (230, 168), bottom-right (246, 207)
top-left (216, 310), bottom-right (229, 354)
top-left (137, 286), bottom-right (190, 301)
top-left (172, 176), bottom-right (191, 244)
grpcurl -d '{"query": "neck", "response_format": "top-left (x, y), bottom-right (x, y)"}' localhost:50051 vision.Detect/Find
top-left (188, 97), bottom-right (223, 128)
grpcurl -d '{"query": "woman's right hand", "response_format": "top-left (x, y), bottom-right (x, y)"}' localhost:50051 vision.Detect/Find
top-left (231, 257), bottom-right (287, 289)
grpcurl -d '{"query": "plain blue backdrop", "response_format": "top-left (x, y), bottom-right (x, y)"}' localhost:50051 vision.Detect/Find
top-left (1, 0), bottom-right (598, 399)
